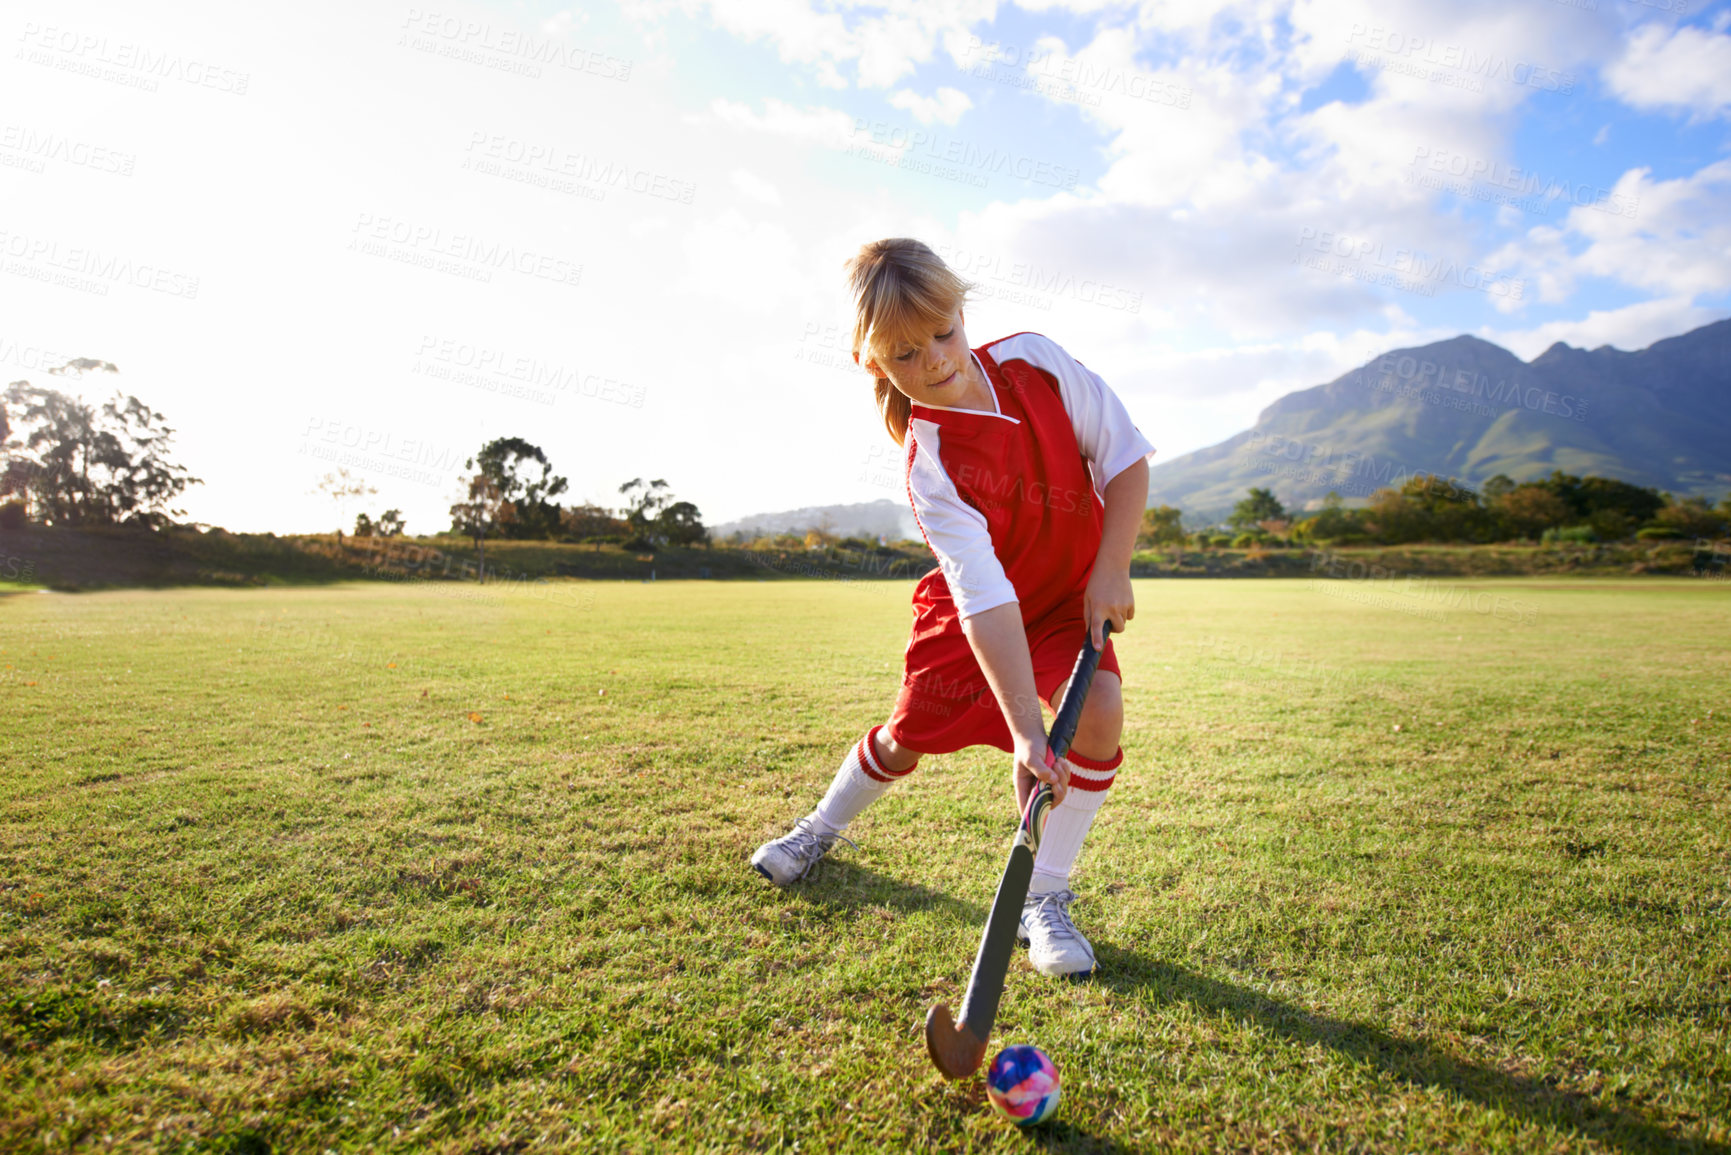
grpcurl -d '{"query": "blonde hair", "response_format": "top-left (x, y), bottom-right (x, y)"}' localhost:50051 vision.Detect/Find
top-left (844, 238), bottom-right (973, 445)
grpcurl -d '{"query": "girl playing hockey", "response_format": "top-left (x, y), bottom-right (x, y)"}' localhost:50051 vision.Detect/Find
top-left (752, 238), bottom-right (1153, 979)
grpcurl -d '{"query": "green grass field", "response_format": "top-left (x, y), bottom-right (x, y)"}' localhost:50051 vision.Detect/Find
top-left (2, 577), bottom-right (1728, 1153)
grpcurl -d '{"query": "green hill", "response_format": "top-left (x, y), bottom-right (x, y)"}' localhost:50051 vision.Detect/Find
top-left (1150, 317), bottom-right (1731, 521)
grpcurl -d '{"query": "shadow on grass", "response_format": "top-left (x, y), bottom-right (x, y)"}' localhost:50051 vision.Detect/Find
top-left (1093, 942), bottom-right (1725, 1154)
top-left (778, 859), bottom-right (989, 924)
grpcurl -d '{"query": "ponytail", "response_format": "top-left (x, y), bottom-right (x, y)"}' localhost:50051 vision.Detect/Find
top-left (875, 377), bottom-right (913, 446)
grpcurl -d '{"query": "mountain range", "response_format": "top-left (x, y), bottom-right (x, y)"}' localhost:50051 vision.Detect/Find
top-left (710, 498), bottom-right (920, 542)
top-left (1148, 317), bottom-right (1730, 521)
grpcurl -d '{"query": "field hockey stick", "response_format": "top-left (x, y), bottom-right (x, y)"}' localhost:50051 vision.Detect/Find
top-left (924, 621), bottom-right (1113, 1080)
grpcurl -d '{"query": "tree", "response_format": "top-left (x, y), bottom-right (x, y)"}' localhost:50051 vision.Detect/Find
top-left (449, 436), bottom-right (567, 573)
top-left (1397, 473), bottom-right (1478, 513)
top-left (0, 382), bottom-right (22, 520)
top-left (1397, 473), bottom-right (1489, 541)
top-left (618, 477), bottom-right (672, 539)
top-left (617, 479), bottom-right (707, 548)
top-left (1138, 504), bottom-right (1185, 546)
top-left (356, 508), bottom-right (406, 538)
top-left (1294, 490), bottom-right (1369, 544)
top-left (472, 437), bottom-right (568, 539)
top-left (1537, 471), bottom-right (1664, 526)
top-left (1492, 485), bottom-right (1571, 540)
top-left (1, 382), bottom-right (96, 525)
top-left (1362, 488), bottom-right (1421, 544)
top-left (97, 393), bottom-right (202, 528)
top-left (1228, 487), bottom-right (1286, 532)
top-left (1654, 496), bottom-right (1726, 540)
top-left (656, 499), bottom-right (707, 546)
top-left (1587, 508), bottom-right (1635, 541)
top-left (0, 393), bottom-right (12, 507)
top-left (1481, 474), bottom-right (1518, 501)
top-left (2, 361), bottom-right (201, 529)
top-left (560, 501), bottom-right (625, 542)
top-left (449, 471), bottom-right (505, 578)
top-left (314, 468), bottom-right (376, 534)
top-left (1350, 474), bottom-right (1492, 543)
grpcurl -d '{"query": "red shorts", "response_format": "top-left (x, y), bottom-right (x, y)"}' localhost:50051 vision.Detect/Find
top-left (885, 594), bottom-right (1120, 756)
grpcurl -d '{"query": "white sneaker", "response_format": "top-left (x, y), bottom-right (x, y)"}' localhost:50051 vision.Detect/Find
top-left (750, 817), bottom-right (856, 886)
top-left (1017, 889), bottom-right (1096, 979)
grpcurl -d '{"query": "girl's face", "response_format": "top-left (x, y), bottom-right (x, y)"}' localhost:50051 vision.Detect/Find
top-left (861, 307), bottom-right (983, 408)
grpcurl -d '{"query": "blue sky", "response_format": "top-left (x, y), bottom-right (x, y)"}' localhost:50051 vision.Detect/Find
top-left (3, 0), bottom-right (1728, 532)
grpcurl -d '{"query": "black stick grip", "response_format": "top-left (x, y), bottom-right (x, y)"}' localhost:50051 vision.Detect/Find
top-left (1046, 621), bottom-right (1111, 762)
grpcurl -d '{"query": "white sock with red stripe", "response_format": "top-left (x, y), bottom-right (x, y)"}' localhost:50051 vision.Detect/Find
top-left (1029, 746), bottom-right (1122, 894)
top-left (810, 726), bottom-right (915, 835)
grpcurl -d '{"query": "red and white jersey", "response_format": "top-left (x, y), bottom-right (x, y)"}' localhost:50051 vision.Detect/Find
top-left (903, 332), bottom-right (1155, 621)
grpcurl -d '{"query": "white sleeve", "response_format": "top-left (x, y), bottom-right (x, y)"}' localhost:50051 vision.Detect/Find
top-left (906, 418), bottom-right (1018, 620)
top-left (988, 333), bottom-right (1155, 499)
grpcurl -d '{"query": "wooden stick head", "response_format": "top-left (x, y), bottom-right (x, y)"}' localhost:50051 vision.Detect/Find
top-left (924, 1002), bottom-right (988, 1079)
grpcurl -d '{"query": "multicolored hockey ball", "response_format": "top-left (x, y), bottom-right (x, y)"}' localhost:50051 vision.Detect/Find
top-left (985, 1044), bottom-right (1061, 1126)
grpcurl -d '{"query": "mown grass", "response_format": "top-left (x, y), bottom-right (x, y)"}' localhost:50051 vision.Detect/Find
top-left (1, 577), bottom-right (1727, 1153)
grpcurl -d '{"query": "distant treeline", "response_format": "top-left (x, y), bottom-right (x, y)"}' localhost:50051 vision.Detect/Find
top-left (1142, 473), bottom-right (1731, 549)
top-left (0, 364), bottom-right (709, 553)
top-left (437, 438), bottom-right (706, 555)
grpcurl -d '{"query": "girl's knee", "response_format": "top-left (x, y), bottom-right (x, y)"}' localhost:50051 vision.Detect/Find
top-left (873, 726), bottom-right (923, 775)
top-left (1072, 674), bottom-right (1123, 761)
top-left (1082, 673), bottom-right (1123, 727)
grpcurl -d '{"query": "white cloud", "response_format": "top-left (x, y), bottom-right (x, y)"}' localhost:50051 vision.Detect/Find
top-left (854, 6), bottom-right (999, 89)
top-left (730, 168), bottom-right (784, 206)
top-left (1035, 31), bottom-right (1274, 212)
top-left (1604, 24), bottom-right (1731, 119)
top-left (641, 0), bottom-right (1000, 90)
top-left (888, 86), bottom-right (973, 125)
top-left (1285, 0), bottom-right (1626, 156)
top-left (683, 0), bottom-right (856, 72)
top-left (696, 97), bottom-right (862, 151)
top-left (1489, 160), bottom-right (1731, 302)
